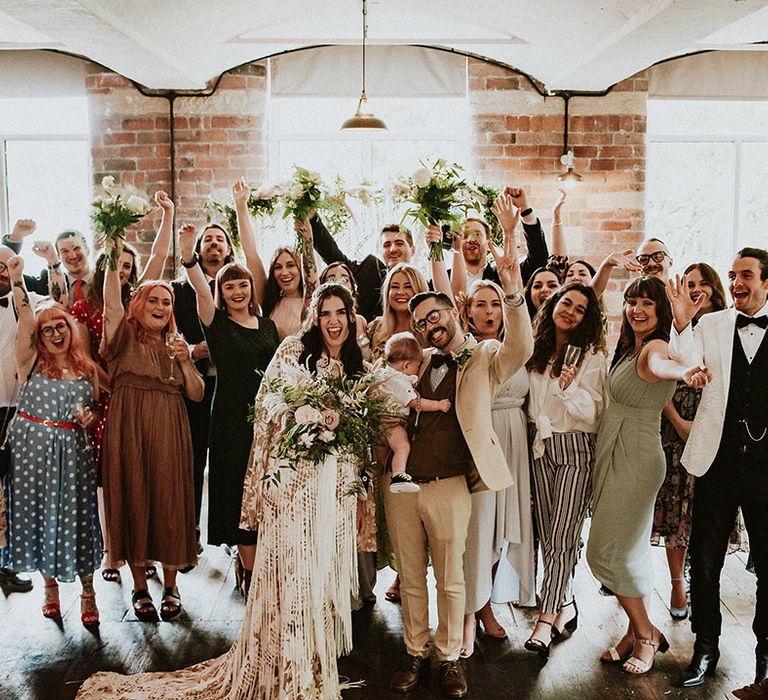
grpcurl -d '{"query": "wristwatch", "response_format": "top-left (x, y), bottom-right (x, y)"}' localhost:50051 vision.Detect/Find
top-left (181, 253), bottom-right (199, 269)
top-left (503, 291), bottom-right (524, 308)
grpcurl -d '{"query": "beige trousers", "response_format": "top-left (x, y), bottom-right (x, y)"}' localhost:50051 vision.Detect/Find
top-left (384, 474), bottom-right (472, 661)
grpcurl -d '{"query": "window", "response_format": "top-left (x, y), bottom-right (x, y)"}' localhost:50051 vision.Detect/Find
top-left (0, 96), bottom-right (91, 274)
top-left (646, 99), bottom-right (768, 283)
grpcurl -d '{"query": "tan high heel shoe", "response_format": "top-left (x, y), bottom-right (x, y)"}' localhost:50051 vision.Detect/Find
top-left (623, 629), bottom-right (669, 675)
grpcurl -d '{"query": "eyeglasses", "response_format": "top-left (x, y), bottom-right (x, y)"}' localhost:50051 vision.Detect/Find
top-left (636, 251), bottom-right (668, 265)
top-left (413, 307), bottom-right (451, 333)
top-left (40, 322), bottom-right (69, 338)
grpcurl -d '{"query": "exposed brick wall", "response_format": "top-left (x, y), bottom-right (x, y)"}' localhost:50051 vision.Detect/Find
top-left (469, 59), bottom-right (648, 333)
top-left (86, 63), bottom-right (267, 262)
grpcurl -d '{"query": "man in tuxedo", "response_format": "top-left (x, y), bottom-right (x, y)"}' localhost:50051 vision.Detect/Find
top-left (310, 217), bottom-right (415, 320)
top-left (667, 247), bottom-right (768, 689)
top-left (385, 239), bottom-right (532, 698)
top-left (3, 223), bottom-right (92, 307)
top-left (172, 224), bottom-right (235, 540)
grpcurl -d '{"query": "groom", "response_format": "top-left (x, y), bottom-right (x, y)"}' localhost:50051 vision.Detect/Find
top-left (667, 247), bottom-right (768, 690)
top-left (384, 236), bottom-right (532, 698)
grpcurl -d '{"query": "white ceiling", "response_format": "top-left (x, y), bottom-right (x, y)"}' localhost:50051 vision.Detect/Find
top-left (1, 0), bottom-right (767, 92)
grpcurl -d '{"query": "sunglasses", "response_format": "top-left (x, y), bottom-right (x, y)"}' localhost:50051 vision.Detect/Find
top-left (636, 251), bottom-right (668, 265)
top-left (40, 322), bottom-right (69, 338)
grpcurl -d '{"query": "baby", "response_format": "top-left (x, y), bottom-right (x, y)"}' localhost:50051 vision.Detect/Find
top-left (379, 332), bottom-right (451, 493)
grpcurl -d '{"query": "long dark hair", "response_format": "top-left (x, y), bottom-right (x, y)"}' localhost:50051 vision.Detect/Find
top-left (527, 282), bottom-right (606, 376)
top-left (262, 247), bottom-right (304, 318)
top-left (611, 276), bottom-right (673, 368)
top-left (524, 266), bottom-right (564, 317)
top-left (683, 262), bottom-right (726, 313)
top-left (87, 246), bottom-right (138, 309)
top-left (298, 283), bottom-right (363, 377)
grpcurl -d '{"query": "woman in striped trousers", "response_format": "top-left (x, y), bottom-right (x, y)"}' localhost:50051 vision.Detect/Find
top-left (524, 282), bottom-right (607, 657)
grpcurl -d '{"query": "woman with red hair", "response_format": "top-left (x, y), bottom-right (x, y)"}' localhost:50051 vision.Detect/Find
top-left (101, 250), bottom-right (204, 622)
top-left (5, 256), bottom-right (101, 626)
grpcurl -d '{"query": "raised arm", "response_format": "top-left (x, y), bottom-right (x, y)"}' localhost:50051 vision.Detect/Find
top-left (639, 338), bottom-right (710, 386)
top-left (310, 213), bottom-right (355, 269)
top-left (591, 249), bottom-right (642, 296)
top-left (550, 189), bottom-right (567, 258)
top-left (3, 219), bottom-right (36, 253)
top-left (30, 240), bottom-right (67, 305)
top-left (506, 186), bottom-right (549, 282)
top-left (295, 217), bottom-right (318, 306)
top-left (9, 257), bottom-right (37, 380)
top-left (425, 224), bottom-right (453, 300)
top-left (179, 223), bottom-right (216, 327)
top-left (232, 179), bottom-right (267, 307)
top-left (139, 190), bottom-right (174, 282)
top-left (102, 244), bottom-right (125, 348)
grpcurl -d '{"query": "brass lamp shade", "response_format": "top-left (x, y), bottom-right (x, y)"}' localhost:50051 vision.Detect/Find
top-left (557, 167), bottom-right (583, 187)
top-left (341, 93), bottom-right (387, 130)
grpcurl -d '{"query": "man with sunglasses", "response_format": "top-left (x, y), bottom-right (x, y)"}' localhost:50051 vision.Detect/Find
top-left (0, 246), bottom-right (44, 594)
top-left (636, 238), bottom-right (673, 280)
top-left (385, 233), bottom-right (532, 698)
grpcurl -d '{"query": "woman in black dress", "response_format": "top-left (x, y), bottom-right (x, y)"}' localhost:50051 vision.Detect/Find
top-left (178, 218), bottom-right (279, 592)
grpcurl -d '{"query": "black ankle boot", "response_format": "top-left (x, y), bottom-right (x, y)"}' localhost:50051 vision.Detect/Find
top-left (681, 647), bottom-right (719, 687)
top-left (755, 641), bottom-right (768, 685)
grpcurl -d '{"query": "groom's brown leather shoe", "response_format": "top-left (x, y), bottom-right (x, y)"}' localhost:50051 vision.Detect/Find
top-left (439, 660), bottom-right (468, 698)
top-left (390, 654), bottom-right (427, 693)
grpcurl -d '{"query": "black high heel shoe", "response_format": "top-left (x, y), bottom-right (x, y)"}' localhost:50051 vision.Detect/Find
top-left (524, 620), bottom-right (553, 658)
top-left (552, 599), bottom-right (578, 640)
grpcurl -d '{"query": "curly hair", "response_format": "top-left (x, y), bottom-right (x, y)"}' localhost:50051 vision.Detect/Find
top-left (683, 262), bottom-right (727, 314)
top-left (527, 282), bottom-right (606, 376)
top-left (298, 283), bottom-right (363, 378)
top-left (611, 276), bottom-right (673, 368)
top-left (262, 247), bottom-right (304, 318)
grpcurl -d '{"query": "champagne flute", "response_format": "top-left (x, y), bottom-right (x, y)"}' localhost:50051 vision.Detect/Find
top-left (166, 332), bottom-right (180, 381)
top-left (564, 344), bottom-right (583, 368)
top-left (72, 401), bottom-right (92, 448)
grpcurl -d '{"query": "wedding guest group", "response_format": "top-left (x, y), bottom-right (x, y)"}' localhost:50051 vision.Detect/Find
top-left (0, 178), bottom-right (765, 700)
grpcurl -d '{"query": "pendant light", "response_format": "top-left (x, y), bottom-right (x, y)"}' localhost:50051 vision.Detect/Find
top-left (556, 93), bottom-right (582, 187)
top-left (341, 0), bottom-right (387, 130)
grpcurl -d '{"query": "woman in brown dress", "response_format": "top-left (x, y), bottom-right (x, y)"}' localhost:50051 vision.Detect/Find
top-left (101, 253), bottom-right (204, 622)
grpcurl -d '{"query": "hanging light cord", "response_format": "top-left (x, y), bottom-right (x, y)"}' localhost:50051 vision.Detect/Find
top-left (361, 0), bottom-right (368, 97)
top-left (562, 92), bottom-right (571, 155)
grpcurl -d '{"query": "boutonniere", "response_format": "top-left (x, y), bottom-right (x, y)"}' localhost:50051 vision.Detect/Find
top-left (451, 347), bottom-right (473, 369)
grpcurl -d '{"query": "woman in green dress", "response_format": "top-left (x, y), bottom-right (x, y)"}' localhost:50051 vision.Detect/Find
top-left (586, 276), bottom-right (710, 675)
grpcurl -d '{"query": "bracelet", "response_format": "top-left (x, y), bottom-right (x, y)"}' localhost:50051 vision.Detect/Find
top-left (48, 261), bottom-right (61, 270)
top-left (520, 207), bottom-right (533, 218)
top-left (503, 291), bottom-right (525, 308)
top-left (181, 253), bottom-right (199, 269)
top-left (415, 395), bottom-right (422, 413)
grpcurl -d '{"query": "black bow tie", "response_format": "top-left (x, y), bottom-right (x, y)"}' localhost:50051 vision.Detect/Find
top-left (431, 353), bottom-right (456, 369)
top-left (0, 297), bottom-right (8, 308)
top-left (736, 314), bottom-right (768, 330)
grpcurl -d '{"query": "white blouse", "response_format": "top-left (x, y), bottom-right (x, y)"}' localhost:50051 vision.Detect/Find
top-left (526, 348), bottom-right (607, 459)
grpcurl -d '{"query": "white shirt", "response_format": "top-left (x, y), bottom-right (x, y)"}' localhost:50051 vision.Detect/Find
top-left (527, 348), bottom-right (607, 459)
top-left (0, 291), bottom-right (44, 407)
top-left (736, 300), bottom-right (768, 364)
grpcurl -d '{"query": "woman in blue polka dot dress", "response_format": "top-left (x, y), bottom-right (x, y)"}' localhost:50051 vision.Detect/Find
top-left (5, 256), bottom-right (101, 626)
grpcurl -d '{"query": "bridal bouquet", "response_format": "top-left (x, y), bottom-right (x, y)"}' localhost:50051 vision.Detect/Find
top-left (91, 176), bottom-right (152, 270)
top-left (395, 159), bottom-right (485, 261)
top-left (203, 183), bottom-right (284, 251)
top-left (254, 358), bottom-right (391, 486)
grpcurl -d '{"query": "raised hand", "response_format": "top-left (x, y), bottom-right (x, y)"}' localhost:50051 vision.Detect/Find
top-left (606, 249), bottom-right (642, 273)
top-left (154, 190), bottom-right (174, 213)
top-left (30, 240), bottom-right (59, 265)
top-left (232, 179), bottom-right (250, 209)
top-left (425, 224), bottom-right (443, 248)
top-left (11, 219), bottom-right (36, 242)
top-left (553, 188), bottom-right (567, 213)
top-left (666, 274), bottom-right (702, 330)
top-left (294, 217), bottom-right (312, 243)
top-left (491, 193), bottom-right (518, 233)
top-left (488, 211), bottom-right (522, 294)
top-left (7, 255), bottom-right (24, 280)
top-left (682, 364), bottom-right (711, 389)
top-left (178, 223), bottom-right (197, 261)
top-left (503, 186), bottom-right (529, 213)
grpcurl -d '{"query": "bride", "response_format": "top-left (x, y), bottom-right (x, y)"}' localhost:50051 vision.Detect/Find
top-left (78, 283), bottom-right (371, 699)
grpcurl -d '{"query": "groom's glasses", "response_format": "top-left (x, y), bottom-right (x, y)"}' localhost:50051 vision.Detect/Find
top-left (413, 307), bottom-right (451, 334)
top-left (636, 251), bottom-right (668, 265)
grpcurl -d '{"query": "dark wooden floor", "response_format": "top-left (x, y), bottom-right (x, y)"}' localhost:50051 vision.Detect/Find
top-left (0, 524), bottom-right (758, 699)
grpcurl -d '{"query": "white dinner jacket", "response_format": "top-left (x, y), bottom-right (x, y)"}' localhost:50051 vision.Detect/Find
top-left (669, 307), bottom-right (743, 477)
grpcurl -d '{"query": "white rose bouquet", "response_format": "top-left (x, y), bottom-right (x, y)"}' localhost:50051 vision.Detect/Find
top-left (395, 159), bottom-right (486, 261)
top-left (91, 176), bottom-right (152, 270)
top-left (252, 357), bottom-right (392, 486)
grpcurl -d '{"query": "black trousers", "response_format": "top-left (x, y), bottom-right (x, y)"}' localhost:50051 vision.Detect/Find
top-left (689, 449), bottom-right (768, 649)
top-left (0, 406), bottom-right (16, 567)
top-left (184, 377), bottom-right (216, 527)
